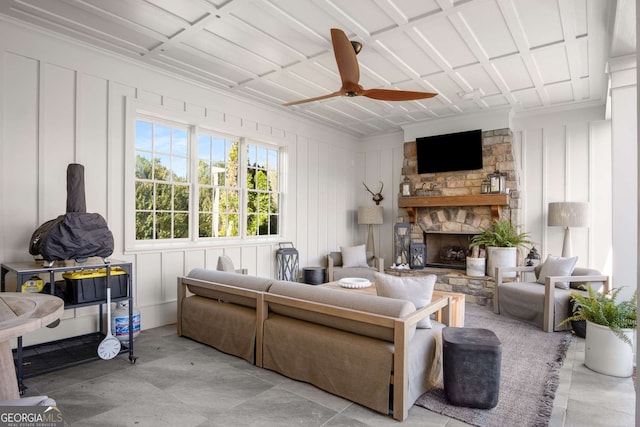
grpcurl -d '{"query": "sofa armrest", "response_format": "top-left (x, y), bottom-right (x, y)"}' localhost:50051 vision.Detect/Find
top-left (542, 274), bottom-right (610, 333)
top-left (494, 266), bottom-right (536, 314)
top-left (327, 255), bottom-right (335, 282)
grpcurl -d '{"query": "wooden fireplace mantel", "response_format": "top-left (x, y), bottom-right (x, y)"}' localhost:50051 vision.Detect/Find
top-left (398, 194), bottom-right (509, 223)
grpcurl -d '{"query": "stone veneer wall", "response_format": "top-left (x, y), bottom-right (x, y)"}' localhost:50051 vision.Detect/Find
top-left (398, 128), bottom-right (520, 306)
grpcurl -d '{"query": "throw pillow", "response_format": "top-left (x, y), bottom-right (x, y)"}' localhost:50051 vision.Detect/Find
top-left (536, 255), bottom-right (578, 289)
top-left (340, 245), bottom-right (369, 268)
top-left (374, 272), bottom-right (436, 328)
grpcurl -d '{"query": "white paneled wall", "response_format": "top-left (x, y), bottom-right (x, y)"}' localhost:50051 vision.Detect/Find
top-left (513, 106), bottom-right (611, 273)
top-left (0, 20), bottom-right (362, 343)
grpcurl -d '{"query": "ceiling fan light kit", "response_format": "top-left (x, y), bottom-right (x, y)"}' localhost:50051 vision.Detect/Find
top-left (283, 29), bottom-right (437, 107)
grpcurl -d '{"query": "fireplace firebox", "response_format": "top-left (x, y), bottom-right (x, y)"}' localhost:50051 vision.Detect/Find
top-left (423, 232), bottom-right (476, 269)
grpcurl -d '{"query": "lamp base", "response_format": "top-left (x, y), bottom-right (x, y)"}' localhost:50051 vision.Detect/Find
top-left (561, 227), bottom-right (572, 258)
top-left (366, 224), bottom-right (375, 256)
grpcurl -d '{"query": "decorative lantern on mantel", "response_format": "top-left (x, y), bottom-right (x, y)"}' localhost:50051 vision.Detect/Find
top-left (409, 243), bottom-right (426, 269)
top-left (400, 177), bottom-right (412, 197)
top-left (488, 171), bottom-right (507, 194)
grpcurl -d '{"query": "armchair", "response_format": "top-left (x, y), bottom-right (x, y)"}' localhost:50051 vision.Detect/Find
top-left (326, 249), bottom-right (383, 282)
top-left (216, 255), bottom-right (248, 275)
top-left (494, 265), bottom-right (609, 332)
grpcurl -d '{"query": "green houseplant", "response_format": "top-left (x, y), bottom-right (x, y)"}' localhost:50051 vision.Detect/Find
top-left (469, 219), bottom-right (531, 278)
top-left (561, 285), bottom-right (637, 377)
top-left (469, 219), bottom-right (532, 249)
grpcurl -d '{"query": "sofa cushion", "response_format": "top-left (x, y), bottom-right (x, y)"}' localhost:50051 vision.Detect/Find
top-left (536, 255), bottom-right (578, 289)
top-left (374, 272), bottom-right (436, 328)
top-left (186, 269), bottom-right (273, 308)
top-left (340, 244), bottom-right (369, 268)
top-left (267, 281), bottom-right (416, 342)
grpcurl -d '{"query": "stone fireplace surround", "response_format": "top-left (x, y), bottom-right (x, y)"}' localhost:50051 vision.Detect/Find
top-left (395, 128), bottom-right (521, 306)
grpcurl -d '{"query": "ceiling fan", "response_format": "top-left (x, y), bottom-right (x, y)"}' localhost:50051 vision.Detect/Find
top-left (283, 28), bottom-right (437, 107)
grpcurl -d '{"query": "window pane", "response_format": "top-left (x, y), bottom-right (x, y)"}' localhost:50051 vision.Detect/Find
top-left (213, 162), bottom-right (225, 186)
top-left (270, 193), bottom-right (279, 214)
top-left (135, 152), bottom-right (153, 179)
top-left (174, 213), bottom-right (189, 238)
top-left (135, 182), bottom-right (153, 210)
top-left (135, 121), bottom-right (152, 151)
top-left (173, 156), bottom-right (188, 182)
top-left (256, 170), bottom-right (267, 191)
top-left (155, 212), bottom-right (172, 239)
top-left (136, 212), bottom-right (153, 240)
top-left (228, 214), bottom-right (239, 236)
top-left (156, 183), bottom-right (172, 210)
top-left (198, 160), bottom-right (211, 185)
top-left (174, 184), bottom-right (189, 211)
top-left (199, 187), bottom-right (212, 211)
top-left (267, 170), bottom-right (278, 192)
top-left (246, 214), bottom-right (257, 236)
top-left (227, 190), bottom-right (239, 213)
top-left (213, 137), bottom-right (225, 162)
top-left (173, 129), bottom-right (188, 156)
top-left (154, 154), bottom-right (171, 181)
top-left (269, 214), bottom-right (278, 235)
top-left (154, 125), bottom-right (171, 153)
top-left (199, 213), bottom-right (212, 237)
top-left (268, 149), bottom-right (278, 170)
top-left (247, 145), bottom-right (256, 166)
top-left (257, 147), bottom-right (267, 169)
top-left (198, 135), bottom-right (211, 159)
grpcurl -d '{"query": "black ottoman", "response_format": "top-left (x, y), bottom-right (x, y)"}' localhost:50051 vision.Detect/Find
top-left (442, 327), bottom-right (502, 409)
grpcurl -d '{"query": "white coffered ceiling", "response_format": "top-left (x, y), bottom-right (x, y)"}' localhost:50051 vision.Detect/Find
top-left (0, 0), bottom-right (618, 136)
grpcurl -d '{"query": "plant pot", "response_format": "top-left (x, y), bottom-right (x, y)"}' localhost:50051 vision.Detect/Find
top-left (486, 247), bottom-right (517, 278)
top-left (466, 257), bottom-right (485, 277)
top-left (585, 320), bottom-right (634, 377)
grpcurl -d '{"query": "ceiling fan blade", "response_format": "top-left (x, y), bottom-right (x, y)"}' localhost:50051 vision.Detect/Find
top-left (331, 28), bottom-right (359, 89)
top-left (361, 88), bottom-right (437, 101)
top-left (282, 91), bottom-right (343, 106)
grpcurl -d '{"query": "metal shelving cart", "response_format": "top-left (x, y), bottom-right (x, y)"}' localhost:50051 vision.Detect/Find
top-left (1, 257), bottom-right (137, 394)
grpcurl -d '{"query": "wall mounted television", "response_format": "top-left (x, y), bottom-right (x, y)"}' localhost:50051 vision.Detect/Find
top-left (416, 129), bottom-right (483, 174)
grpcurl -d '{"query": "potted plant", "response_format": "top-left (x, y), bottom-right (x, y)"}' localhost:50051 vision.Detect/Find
top-left (561, 285), bottom-right (637, 377)
top-left (469, 219), bottom-right (531, 278)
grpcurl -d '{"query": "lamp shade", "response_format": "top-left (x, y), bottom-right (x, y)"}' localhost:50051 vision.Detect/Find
top-left (548, 202), bottom-right (589, 227)
top-left (358, 206), bottom-right (383, 225)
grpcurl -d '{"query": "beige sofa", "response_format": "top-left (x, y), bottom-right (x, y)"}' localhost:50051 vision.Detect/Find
top-left (177, 269), bottom-right (452, 421)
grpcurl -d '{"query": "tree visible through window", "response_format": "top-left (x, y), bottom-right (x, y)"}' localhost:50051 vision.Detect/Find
top-left (135, 120), bottom-right (189, 240)
top-left (134, 118), bottom-right (281, 242)
top-left (197, 134), bottom-right (240, 237)
top-left (246, 144), bottom-right (279, 236)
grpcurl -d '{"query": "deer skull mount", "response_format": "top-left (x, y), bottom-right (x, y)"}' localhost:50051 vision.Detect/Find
top-left (363, 181), bottom-right (384, 205)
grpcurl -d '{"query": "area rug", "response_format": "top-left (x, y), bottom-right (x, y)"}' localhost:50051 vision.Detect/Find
top-left (415, 304), bottom-right (571, 427)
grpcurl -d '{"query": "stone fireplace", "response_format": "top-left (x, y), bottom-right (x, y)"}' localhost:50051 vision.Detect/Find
top-left (393, 128), bottom-right (522, 306)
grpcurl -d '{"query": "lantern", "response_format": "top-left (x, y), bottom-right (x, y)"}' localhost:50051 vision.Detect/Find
top-left (276, 242), bottom-right (299, 281)
top-left (409, 243), bottom-right (426, 269)
top-left (394, 223), bottom-right (411, 265)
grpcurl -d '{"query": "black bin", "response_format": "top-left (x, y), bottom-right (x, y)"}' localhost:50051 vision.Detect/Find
top-left (302, 267), bottom-right (325, 285)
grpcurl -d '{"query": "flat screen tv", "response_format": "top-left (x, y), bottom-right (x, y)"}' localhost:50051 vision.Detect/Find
top-left (416, 129), bottom-right (483, 174)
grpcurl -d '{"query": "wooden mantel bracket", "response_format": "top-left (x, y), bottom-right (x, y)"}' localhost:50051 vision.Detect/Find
top-left (398, 194), bottom-right (509, 223)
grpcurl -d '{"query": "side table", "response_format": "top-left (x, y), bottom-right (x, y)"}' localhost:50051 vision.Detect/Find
top-left (0, 293), bottom-right (64, 400)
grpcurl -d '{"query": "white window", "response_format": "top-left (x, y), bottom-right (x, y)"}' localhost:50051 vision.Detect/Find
top-left (133, 117), bottom-right (281, 243)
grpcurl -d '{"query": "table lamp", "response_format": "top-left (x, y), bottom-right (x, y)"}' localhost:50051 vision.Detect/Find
top-left (547, 202), bottom-right (589, 257)
top-left (358, 206), bottom-right (383, 255)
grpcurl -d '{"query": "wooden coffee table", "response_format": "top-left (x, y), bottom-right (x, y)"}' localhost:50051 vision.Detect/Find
top-left (319, 281), bottom-right (465, 327)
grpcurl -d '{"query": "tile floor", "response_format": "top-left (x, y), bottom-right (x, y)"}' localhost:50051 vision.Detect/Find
top-left (21, 304), bottom-right (635, 426)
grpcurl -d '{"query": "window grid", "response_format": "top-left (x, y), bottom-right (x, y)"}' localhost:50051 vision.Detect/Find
top-left (133, 118), bottom-right (282, 242)
top-left (134, 120), bottom-right (190, 240)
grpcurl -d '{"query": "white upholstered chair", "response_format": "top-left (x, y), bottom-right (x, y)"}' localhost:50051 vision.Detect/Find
top-left (494, 264), bottom-right (609, 332)
top-left (326, 244), bottom-right (383, 282)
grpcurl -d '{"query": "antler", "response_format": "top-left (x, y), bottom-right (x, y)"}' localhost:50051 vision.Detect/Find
top-left (363, 181), bottom-right (384, 205)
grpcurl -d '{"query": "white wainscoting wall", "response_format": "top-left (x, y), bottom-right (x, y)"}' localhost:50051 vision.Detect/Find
top-left (0, 19), bottom-right (368, 344)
